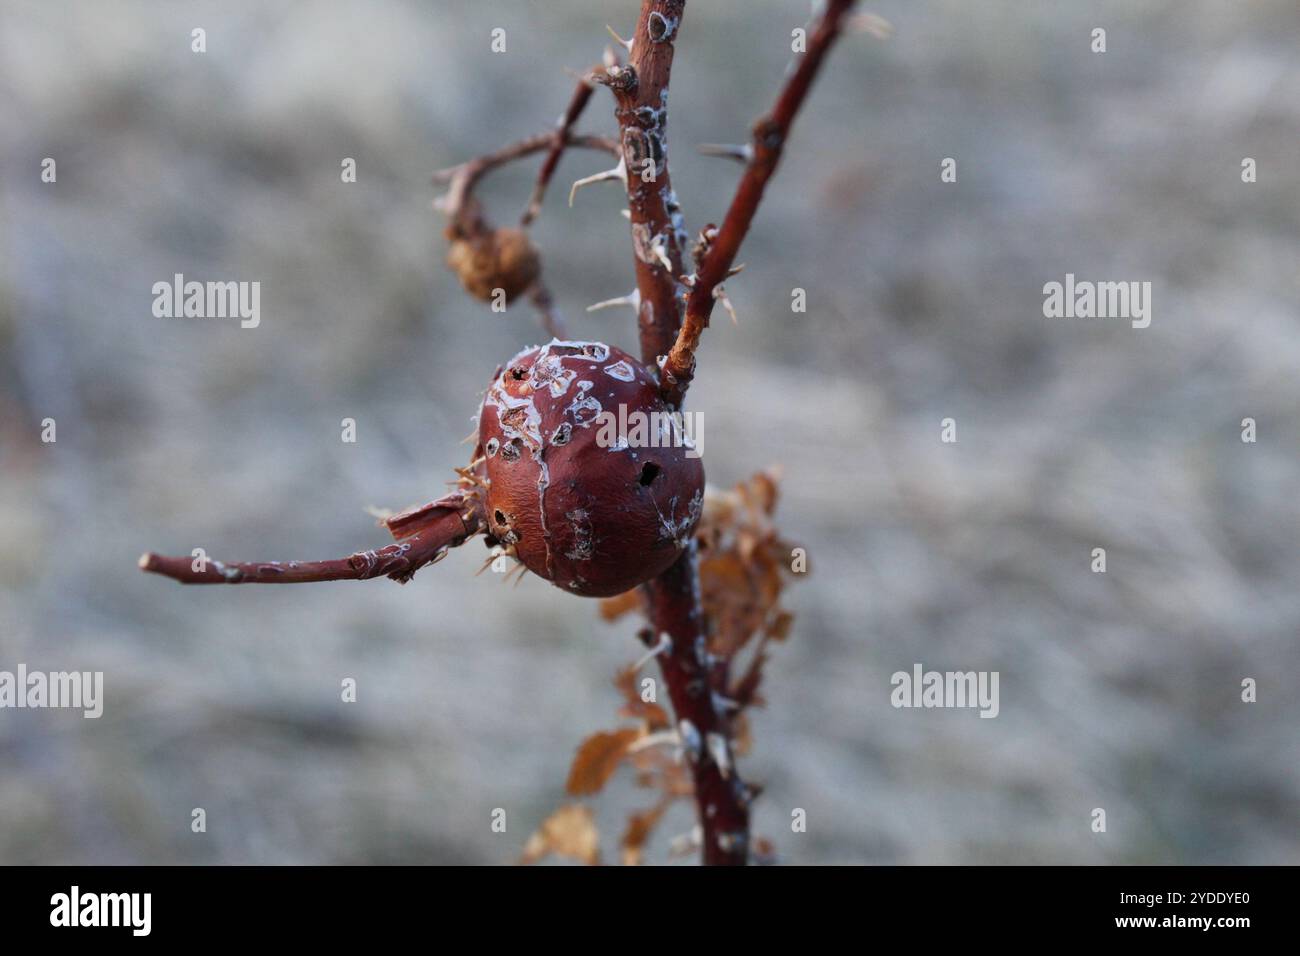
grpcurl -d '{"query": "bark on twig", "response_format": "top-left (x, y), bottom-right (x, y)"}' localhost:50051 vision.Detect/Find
top-left (642, 549), bottom-right (755, 865)
top-left (140, 491), bottom-right (485, 585)
top-left (521, 74), bottom-right (601, 226)
top-left (435, 129), bottom-right (616, 338)
top-left (600, 0), bottom-right (755, 866)
top-left (607, 0), bottom-right (691, 367)
top-left (605, 0), bottom-right (856, 865)
top-left (435, 132), bottom-right (618, 237)
top-left (660, 0), bottom-right (858, 408)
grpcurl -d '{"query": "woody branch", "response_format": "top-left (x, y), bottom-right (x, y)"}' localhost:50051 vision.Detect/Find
top-left (597, 0), bottom-right (858, 864)
top-left (434, 131), bottom-right (617, 236)
top-left (140, 491), bottom-right (485, 585)
top-left (594, 0), bottom-right (759, 866)
top-left (660, 0), bottom-right (858, 409)
top-left (601, 0), bottom-right (690, 366)
top-left (521, 73), bottom-right (602, 226)
top-left (433, 94), bottom-right (618, 339)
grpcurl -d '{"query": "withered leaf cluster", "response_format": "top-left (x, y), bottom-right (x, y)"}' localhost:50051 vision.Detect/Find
top-left (522, 470), bottom-right (801, 865)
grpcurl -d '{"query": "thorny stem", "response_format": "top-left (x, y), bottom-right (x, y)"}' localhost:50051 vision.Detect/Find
top-left (602, 0), bottom-right (756, 866)
top-left (660, 0), bottom-right (858, 408)
top-left (608, 0), bottom-right (691, 368)
top-left (643, 548), bottom-right (753, 866)
top-left (608, 0), bottom-right (854, 865)
top-left (140, 491), bottom-right (485, 585)
top-left (137, 1), bottom-right (852, 869)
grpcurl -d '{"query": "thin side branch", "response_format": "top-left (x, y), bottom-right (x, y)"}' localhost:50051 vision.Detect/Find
top-left (598, 0), bottom-right (761, 866)
top-left (435, 132), bottom-right (618, 236)
top-left (435, 127), bottom-right (617, 338)
top-left (521, 73), bottom-right (600, 226)
top-left (660, 0), bottom-right (858, 408)
top-left (140, 491), bottom-right (485, 585)
top-left (527, 282), bottom-right (566, 340)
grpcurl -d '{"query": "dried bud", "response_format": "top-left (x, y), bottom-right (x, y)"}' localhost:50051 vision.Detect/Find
top-left (446, 227), bottom-right (541, 303)
top-left (478, 341), bottom-right (704, 597)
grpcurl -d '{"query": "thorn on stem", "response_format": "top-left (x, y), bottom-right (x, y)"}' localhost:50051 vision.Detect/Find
top-left (586, 288), bottom-right (642, 313)
top-left (568, 158), bottom-right (628, 207)
top-left (668, 825), bottom-right (703, 858)
top-left (650, 236), bottom-right (674, 273)
top-left (697, 143), bottom-right (754, 164)
top-left (632, 631), bottom-right (673, 671)
top-left (711, 690), bottom-right (742, 714)
top-left (604, 24), bottom-right (634, 51)
top-left (677, 719), bottom-right (703, 762)
top-left (706, 732), bottom-right (732, 778)
top-left (715, 287), bottom-right (739, 325)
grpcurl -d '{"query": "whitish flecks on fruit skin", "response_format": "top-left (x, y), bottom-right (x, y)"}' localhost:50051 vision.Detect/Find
top-left (477, 340), bottom-right (704, 598)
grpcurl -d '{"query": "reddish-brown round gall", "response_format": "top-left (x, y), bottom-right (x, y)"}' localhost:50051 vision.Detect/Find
top-left (478, 340), bottom-right (704, 597)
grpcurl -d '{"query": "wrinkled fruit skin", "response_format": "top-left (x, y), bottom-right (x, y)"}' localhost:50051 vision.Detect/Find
top-left (479, 340), bottom-right (705, 597)
top-left (446, 227), bottom-right (540, 303)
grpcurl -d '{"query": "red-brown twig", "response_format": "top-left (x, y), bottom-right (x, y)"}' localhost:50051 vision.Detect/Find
top-left (435, 128), bottom-right (617, 339)
top-left (595, 0), bottom-right (758, 866)
top-left (603, 0), bottom-right (691, 366)
top-left (435, 131), bottom-right (615, 340)
top-left (435, 132), bottom-right (618, 236)
top-left (660, 0), bottom-right (858, 408)
top-left (140, 491), bottom-right (485, 585)
top-left (521, 74), bottom-right (600, 226)
top-left (527, 283), bottom-right (565, 339)
top-left (598, 0), bottom-right (855, 866)
top-left (642, 549), bottom-right (756, 865)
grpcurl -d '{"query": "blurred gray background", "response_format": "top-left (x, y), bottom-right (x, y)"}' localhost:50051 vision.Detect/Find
top-left (1, 0), bottom-right (1297, 864)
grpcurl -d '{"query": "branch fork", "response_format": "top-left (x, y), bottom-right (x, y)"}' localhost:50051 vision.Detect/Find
top-left (140, 0), bottom-right (859, 867)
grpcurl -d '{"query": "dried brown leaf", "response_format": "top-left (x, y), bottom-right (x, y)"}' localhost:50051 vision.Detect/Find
top-left (520, 803), bottom-right (601, 866)
top-left (620, 802), bottom-right (668, 866)
top-left (750, 470), bottom-right (780, 514)
top-left (618, 700), bottom-right (670, 728)
top-left (732, 649), bottom-right (768, 709)
top-left (732, 711), bottom-right (753, 756)
top-left (633, 769), bottom-right (658, 789)
top-left (696, 470), bottom-right (800, 662)
top-left (614, 665), bottom-right (670, 728)
top-left (599, 588), bottom-right (642, 621)
top-left (766, 610), bottom-right (794, 641)
top-left (565, 728), bottom-right (641, 796)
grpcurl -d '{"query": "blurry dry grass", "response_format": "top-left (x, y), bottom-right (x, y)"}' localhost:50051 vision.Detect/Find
top-left (1, 0), bottom-right (1298, 863)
